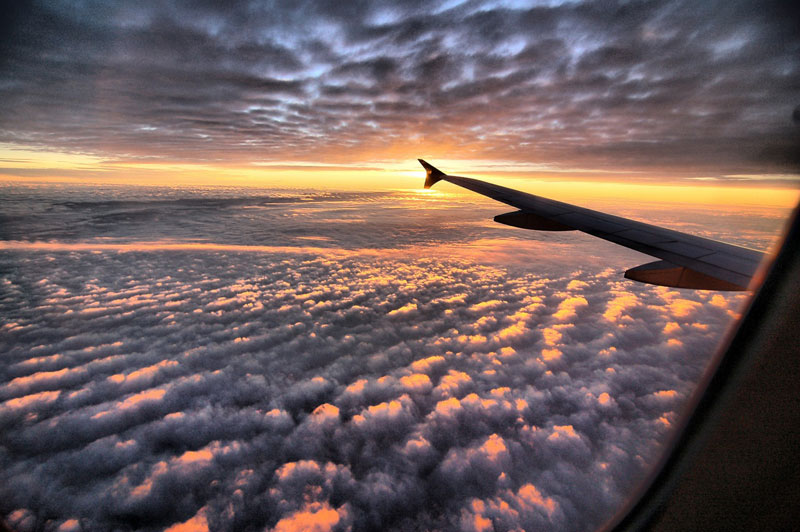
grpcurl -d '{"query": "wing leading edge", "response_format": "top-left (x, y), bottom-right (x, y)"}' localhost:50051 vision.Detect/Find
top-left (419, 159), bottom-right (765, 291)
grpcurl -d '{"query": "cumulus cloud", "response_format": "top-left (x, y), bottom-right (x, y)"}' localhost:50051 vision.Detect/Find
top-left (1, 183), bottom-right (778, 530)
top-left (0, 245), bottom-right (749, 530)
top-left (273, 501), bottom-right (352, 532)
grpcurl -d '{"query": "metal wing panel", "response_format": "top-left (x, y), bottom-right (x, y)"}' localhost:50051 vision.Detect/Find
top-left (434, 169), bottom-right (765, 290)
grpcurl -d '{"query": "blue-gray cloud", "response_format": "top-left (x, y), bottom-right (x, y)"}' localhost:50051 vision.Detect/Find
top-left (0, 0), bottom-right (798, 175)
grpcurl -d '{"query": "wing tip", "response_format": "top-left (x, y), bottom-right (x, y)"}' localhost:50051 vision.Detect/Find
top-left (419, 159), bottom-right (445, 189)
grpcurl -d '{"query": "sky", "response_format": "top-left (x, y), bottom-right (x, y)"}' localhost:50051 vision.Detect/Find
top-left (0, 1), bottom-right (799, 531)
top-left (0, 0), bottom-right (799, 189)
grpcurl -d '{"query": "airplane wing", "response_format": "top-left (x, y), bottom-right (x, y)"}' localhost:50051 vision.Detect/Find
top-left (419, 159), bottom-right (766, 291)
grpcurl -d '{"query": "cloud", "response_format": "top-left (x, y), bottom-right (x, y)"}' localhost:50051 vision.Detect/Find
top-left (0, 1), bottom-right (798, 176)
top-left (553, 296), bottom-right (589, 321)
top-left (0, 186), bottom-right (767, 530)
top-left (273, 501), bottom-right (351, 532)
top-left (164, 506), bottom-right (209, 532)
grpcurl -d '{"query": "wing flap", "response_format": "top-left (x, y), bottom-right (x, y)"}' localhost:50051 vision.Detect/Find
top-left (624, 260), bottom-right (747, 291)
top-left (494, 210), bottom-right (575, 231)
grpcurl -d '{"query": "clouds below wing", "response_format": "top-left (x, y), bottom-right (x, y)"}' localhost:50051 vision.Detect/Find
top-left (0, 248), bottom-right (745, 531)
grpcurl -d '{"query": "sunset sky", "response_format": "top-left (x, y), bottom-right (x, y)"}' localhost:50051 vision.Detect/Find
top-left (1, 2), bottom-right (799, 532)
top-left (1, 0), bottom-right (798, 191)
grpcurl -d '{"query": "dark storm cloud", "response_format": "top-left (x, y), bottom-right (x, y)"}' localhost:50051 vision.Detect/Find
top-left (1, 0), bottom-right (798, 174)
top-left (0, 245), bottom-right (748, 531)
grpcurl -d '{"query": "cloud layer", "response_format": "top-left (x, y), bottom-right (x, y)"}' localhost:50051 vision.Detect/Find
top-left (1, 182), bottom-right (780, 530)
top-left (1, 246), bottom-right (747, 531)
top-left (1, 0), bottom-right (798, 175)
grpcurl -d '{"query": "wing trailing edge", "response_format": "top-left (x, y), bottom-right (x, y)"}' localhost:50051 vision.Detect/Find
top-left (418, 159), bottom-right (766, 291)
top-left (624, 260), bottom-right (745, 291)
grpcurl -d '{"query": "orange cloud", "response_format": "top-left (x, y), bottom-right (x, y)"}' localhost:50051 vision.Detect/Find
top-left (542, 327), bottom-right (562, 346)
top-left (435, 370), bottom-right (472, 397)
top-left (388, 302), bottom-right (418, 316)
top-left (434, 396), bottom-right (462, 417)
top-left (344, 379), bottom-right (367, 395)
top-left (352, 398), bottom-right (409, 428)
top-left (5, 367), bottom-right (73, 390)
top-left (553, 296), bottom-right (588, 321)
top-left (603, 291), bottom-right (639, 322)
top-left (548, 425), bottom-right (579, 441)
top-left (709, 294), bottom-right (729, 308)
top-left (566, 280), bottom-right (589, 290)
top-left (276, 460), bottom-right (319, 481)
top-left (3, 390), bottom-right (60, 410)
top-left (480, 434), bottom-right (508, 462)
top-left (119, 388), bottom-right (167, 409)
top-left (410, 355), bottom-right (446, 374)
top-left (492, 322), bottom-right (524, 342)
top-left (107, 360), bottom-right (178, 385)
top-left (55, 518), bottom-right (81, 532)
top-left (164, 507), bottom-right (209, 532)
top-left (92, 388), bottom-right (167, 419)
top-left (470, 513), bottom-right (493, 532)
top-left (176, 449), bottom-right (213, 466)
top-left (653, 390), bottom-right (678, 399)
top-left (541, 348), bottom-right (562, 361)
top-left (273, 502), bottom-right (348, 532)
top-left (517, 484), bottom-right (557, 515)
top-left (400, 373), bottom-right (433, 393)
top-left (668, 298), bottom-right (702, 317)
top-left (311, 403), bottom-right (340, 421)
top-left (469, 300), bottom-right (504, 312)
top-left (12, 353), bottom-right (64, 369)
top-left (404, 435), bottom-right (432, 454)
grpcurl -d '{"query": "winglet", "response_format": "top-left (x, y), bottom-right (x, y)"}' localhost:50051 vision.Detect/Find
top-left (419, 159), bottom-right (445, 189)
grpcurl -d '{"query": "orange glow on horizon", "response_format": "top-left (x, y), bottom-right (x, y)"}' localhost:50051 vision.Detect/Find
top-left (2, 144), bottom-right (798, 210)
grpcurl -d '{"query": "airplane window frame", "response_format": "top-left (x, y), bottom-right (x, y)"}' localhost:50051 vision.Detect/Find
top-left (602, 202), bottom-right (800, 531)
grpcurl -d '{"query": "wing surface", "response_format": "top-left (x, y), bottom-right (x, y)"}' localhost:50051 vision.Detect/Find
top-left (419, 159), bottom-right (765, 291)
